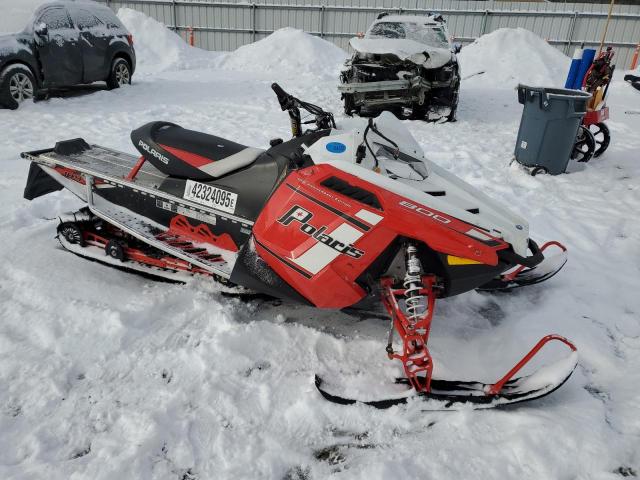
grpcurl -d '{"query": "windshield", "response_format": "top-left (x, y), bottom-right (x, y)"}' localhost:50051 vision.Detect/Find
top-left (375, 144), bottom-right (429, 181)
top-left (367, 22), bottom-right (449, 49)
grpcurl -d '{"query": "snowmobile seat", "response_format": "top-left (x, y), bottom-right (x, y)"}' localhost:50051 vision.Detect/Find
top-left (131, 121), bottom-right (264, 181)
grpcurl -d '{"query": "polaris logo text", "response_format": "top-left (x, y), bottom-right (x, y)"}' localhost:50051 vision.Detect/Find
top-left (138, 140), bottom-right (169, 164)
top-left (278, 206), bottom-right (365, 259)
top-left (399, 200), bottom-right (451, 224)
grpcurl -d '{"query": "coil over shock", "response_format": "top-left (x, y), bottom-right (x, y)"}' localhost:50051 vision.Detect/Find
top-left (403, 244), bottom-right (426, 323)
top-left (382, 242), bottom-right (437, 392)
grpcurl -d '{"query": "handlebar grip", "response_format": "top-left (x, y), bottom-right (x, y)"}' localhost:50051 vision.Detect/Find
top-left (271, 83), bottom-right (290, 110)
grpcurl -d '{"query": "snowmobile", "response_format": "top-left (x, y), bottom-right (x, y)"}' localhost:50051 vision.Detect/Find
top-left (22, 83), bottom-right (576, 409)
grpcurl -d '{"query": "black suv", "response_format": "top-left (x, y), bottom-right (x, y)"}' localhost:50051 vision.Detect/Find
top-left (0, 0), bottom-right (136, 109)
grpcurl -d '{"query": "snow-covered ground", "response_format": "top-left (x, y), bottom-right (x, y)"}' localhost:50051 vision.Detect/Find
top-left (1, 9), bottom-right (640, 480)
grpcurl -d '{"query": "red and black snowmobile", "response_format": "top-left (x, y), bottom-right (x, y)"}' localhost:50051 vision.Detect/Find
top-left (23, 84), bottom-right (576, 409)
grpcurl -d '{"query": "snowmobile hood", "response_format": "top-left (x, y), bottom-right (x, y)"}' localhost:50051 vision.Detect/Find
top-left (349, 37), bottom-right (453, 69)
top-left (303, 112), bottom-right (530, 257)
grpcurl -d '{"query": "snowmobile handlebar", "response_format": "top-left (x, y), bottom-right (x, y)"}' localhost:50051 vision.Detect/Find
top-left (271, 83), bottom-right (335, 138)
top-left (271, 82), bottom-right (293, 111)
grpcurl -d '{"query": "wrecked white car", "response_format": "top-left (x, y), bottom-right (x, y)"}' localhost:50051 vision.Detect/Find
top-left (339, 13), bottom-right (461, 122)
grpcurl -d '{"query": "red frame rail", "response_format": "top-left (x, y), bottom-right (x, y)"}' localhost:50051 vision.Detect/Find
top-left (487, 334), bottom-right (577, 395)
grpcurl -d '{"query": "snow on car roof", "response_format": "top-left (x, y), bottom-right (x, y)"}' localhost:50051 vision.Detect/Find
top-left (0, 0), bottom-right (107, 34)
top-left (35, 0), bottom-right (114, 14)
top-left (371, 14), bottom-right (445, 26)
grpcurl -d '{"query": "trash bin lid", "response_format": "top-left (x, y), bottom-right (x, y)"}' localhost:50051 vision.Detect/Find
top-left (518, 84), bottom-right (592, 100)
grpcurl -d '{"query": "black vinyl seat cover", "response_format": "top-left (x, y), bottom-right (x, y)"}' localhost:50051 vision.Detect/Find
top-left (156, 128), bottom-right (330, 222)
top-left (130, 121), bottom-right (263, 181)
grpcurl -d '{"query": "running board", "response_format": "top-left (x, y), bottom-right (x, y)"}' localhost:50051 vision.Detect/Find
top-left (84, 176), bottom-right (234, 279)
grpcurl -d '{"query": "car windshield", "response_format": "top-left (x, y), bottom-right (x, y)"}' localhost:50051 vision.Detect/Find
top-left (367, 22), bottom-right (449, 49)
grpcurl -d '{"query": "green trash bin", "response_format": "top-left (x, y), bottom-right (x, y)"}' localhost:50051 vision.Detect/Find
top-left (514, 85), bottom-right (592, 175)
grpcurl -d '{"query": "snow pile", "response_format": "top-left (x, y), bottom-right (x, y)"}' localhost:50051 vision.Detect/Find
top-left (116, 8), bottom-right (221, 74)
top-left (0, 0), bottom-right (48, 34)
top-left (459, 28), bottom-right (570, 87)
top-left (220, 28), bottom-right (348, 78)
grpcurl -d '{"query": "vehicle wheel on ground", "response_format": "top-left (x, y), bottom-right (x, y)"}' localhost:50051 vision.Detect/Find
top-left (530, 166), bottom-right (549, 176)
top-left (106, 57), bottom-right (131, 90)
top-left (33, 90), bottom-right (49, 102)
top-left (105, 239), bottom-right (126, 262)
top-left (410, 103), bottom-right (428, 121)
top-left (0, 64), bottom-right (36, 110)
top-left (343, 94), bottom-right (360, 116)
top-left (387, 105), bottom-right (408, 120)
top-left (446, 79), bottom-right (460, 122)
top-left (57, 222), bottom-right (85, 247)
top-left (571, 125), bottom-right (596, 163)
top-left (588, 122), bottom-right (610, 158)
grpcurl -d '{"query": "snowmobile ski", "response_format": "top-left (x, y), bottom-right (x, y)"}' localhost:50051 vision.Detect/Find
top-left (477, 241), bottom-right (568, 292)
top-left (316, 337), bottom-right (578, 410)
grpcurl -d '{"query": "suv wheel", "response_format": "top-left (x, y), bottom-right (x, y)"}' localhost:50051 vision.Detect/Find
top-left (106, 57), bottom-right (131, 90)
top-left (0, 64), bottom-right (36, 110)
top-left (445, 76), bottom-right (460, 122)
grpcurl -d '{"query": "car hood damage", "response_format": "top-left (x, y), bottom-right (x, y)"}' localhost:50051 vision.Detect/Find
top-left (349, 38), bottom-right (453, 69)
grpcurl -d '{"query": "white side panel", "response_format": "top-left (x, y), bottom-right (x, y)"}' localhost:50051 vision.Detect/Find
top-left (355, 209), bottom-right (383, 225)
top-left (292, 223), bottom-right (363, 275)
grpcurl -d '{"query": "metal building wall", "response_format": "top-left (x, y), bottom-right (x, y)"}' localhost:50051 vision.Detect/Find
top-left (100, 0), bottom-right (640, 68)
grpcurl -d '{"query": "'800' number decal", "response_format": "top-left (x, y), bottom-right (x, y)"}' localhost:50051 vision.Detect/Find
top-left (183, 180), bottom-right (238, 214)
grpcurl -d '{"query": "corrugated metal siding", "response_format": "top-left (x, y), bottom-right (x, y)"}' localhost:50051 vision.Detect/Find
top-left (100, 0), bottom-right (640, 67)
